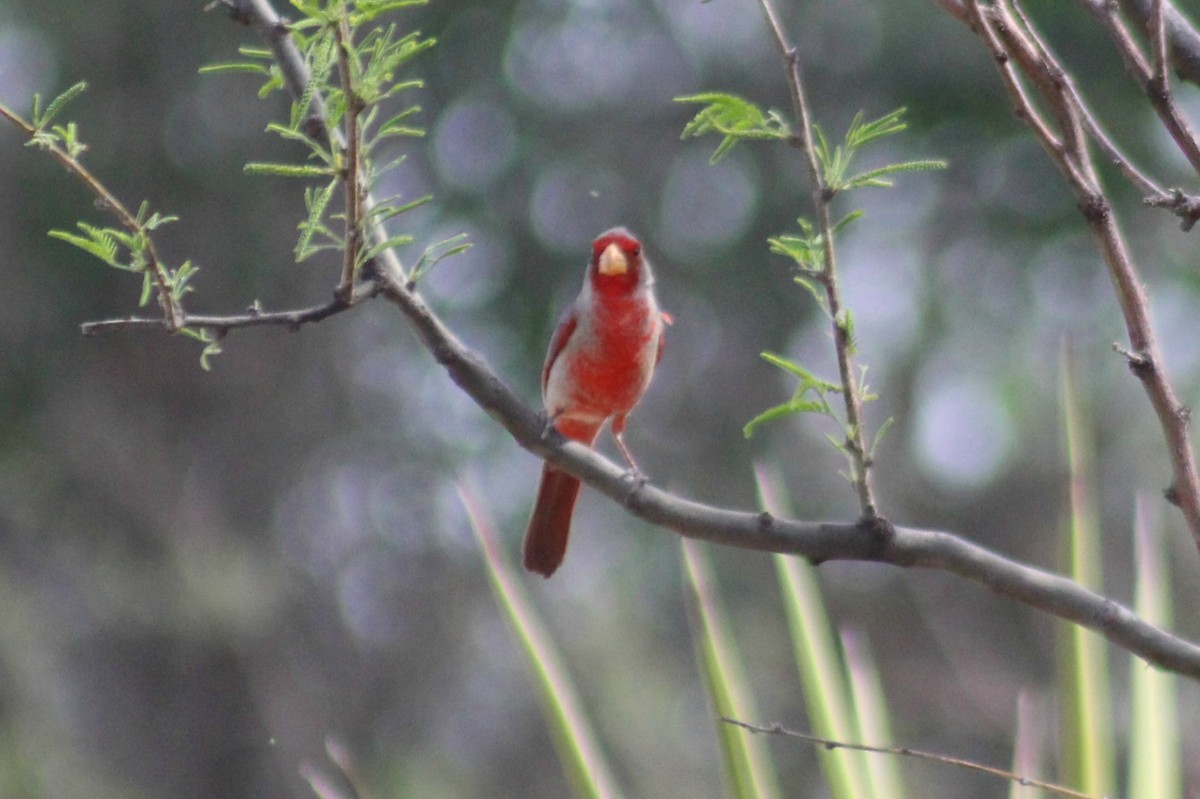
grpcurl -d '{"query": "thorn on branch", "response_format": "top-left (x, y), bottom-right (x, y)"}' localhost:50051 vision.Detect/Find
top-left (757, 511), bottom-right (774, 532)
top-left (1165, 483), bottom-right (1182, 507)
top-left (1112, 342), bottom-right (1155, 379)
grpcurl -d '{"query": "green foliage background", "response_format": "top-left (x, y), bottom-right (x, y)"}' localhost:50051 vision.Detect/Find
top-left (0, 0), bottom-right (1198, 796)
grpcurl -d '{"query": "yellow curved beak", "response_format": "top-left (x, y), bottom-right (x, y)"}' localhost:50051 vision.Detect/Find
top-left (597, 242), bottom-right (628, 276)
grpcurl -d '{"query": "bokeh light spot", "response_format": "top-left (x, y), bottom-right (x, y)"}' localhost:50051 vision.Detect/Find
top-left (658, 148), bottom-right (759, 260)
top-left (913, 375), bottom-right (1015, 489)
top-left (432, 96), bottom-right (517, 191)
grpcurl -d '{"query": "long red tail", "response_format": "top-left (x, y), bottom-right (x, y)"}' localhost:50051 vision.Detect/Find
top-left (523, 464), bottom-right (582, 577)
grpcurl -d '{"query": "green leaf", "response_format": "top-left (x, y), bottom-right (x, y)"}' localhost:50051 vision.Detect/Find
top-left (760, 352), bottom-right (840, 391)
top-left (459, 485), bottom-right (624, 799)
top-left (408, 233), bottom-right (471, 284)
top-left (1058, 343), bottom-right (1116, 797)
top-left (263, 122), bottom-right (334, 163)
top-left (840, 159), bottom-right (947, 192)
top-left (682, 540), bottom-right (783, 799)
top-left (34, 81), bottom-right (87, 130)
top-left (244, 162), bottom-right (336, 178)
top-left (353, 0), bottom-right (428, 21)
top-left (171, 260), bottom-right (200, 302)
top-left (362, 193), bottom-right (430, 226)
top-left (868, 417), bottom-right (894, 459)
top-left (792, 275), bottom-right (830, 317)
top-left (846, 108), bottom-right (908, 150)
top-left (675, 92), bottom-right (789, 163)
top-left (48, 224), bottom-right (121, 269)
top-left (296, 179), bottom-right (340, 261)
top-left (830, 210), bottom-right (864, 236)
top-left (198, 62), bottom-right (270, 76)
top-left (1128, 498), bottom-right (1181, 799)
top-left (139, 271), bottom-right (154, 307)
top-left (144, 211), bottom-right (180, 231)
top-left (754, 466), bottom-right (876, 799)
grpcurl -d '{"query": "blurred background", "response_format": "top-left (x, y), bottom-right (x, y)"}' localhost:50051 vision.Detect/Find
top-left (0, 0), bottom-right (1199, 796)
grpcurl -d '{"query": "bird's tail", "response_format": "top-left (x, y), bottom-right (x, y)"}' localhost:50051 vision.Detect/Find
top-left (523, 464), bottom-right (582, 577)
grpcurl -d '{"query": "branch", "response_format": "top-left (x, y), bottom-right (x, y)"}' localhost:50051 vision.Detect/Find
top-left (956, 0), bottom-right (1200, 561)
top-left (369, 264), bottom-right (1200, 681)
top-left (721, 719), bottom-right (1098, 799)
top-left (195, 0), bottom-right (1200, 681)
top-left (79, 279), bottom-right (380, 336)
top-left (1079, 0), bottom-right (1200, 177)
top-left (0, 102), bottom-right (185, 331)
top-left (1117, 0), bottom-right (1200, 87)
top-left (756, 0), bottom-right (882, 522)
top-left (333, 16), bottom-right (364, 301)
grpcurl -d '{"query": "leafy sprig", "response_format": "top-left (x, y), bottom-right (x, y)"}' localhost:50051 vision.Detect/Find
top-left (680, 85), bottom-right (943, 505)
top-left (217, 0), bottom-right (467, 286)
top-left (675, 93), bottom-right (790, 163)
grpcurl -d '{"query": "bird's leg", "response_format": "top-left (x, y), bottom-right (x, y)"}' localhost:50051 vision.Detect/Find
top-left (539, 408), bottom-right (561, 440)
top-left (611, 416), bottom-right (646, 486)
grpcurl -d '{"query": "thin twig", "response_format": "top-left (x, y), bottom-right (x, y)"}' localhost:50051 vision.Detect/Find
top-left (0, 103), bottom-right (185, 332)
top-left (1117, 0), bottom-right (1200, 87)
top-left (80, 280), bottom-right (379, 336)
top-left (333, 16), bottom-right (364, 302)
top-left (755, 0), bottom-right (881, 522)
top-left (721, 719), bottom-right (1101, 799)
top-left (1151, 0), bottom-right (1169, 83)
top-left (1079, 0), bottom-right (1200, 177)
top-left (960, 0), bottom-right (1200, 561)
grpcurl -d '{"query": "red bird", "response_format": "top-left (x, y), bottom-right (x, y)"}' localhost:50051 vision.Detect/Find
top-left (523, 227), bottom-right (668, 577)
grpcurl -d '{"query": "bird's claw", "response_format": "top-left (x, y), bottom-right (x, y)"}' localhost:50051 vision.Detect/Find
top-left (624, 466), bottom-right (648, 489)
top-left (537, 410), bottom-right (558, 440)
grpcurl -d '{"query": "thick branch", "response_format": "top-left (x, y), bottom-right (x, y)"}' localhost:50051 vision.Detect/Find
top-left (370, 264), bottom-right (1200, 680)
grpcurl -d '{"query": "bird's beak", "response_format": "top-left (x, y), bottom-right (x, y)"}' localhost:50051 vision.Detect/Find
top-left (597, 242), bottom-right (628, 276)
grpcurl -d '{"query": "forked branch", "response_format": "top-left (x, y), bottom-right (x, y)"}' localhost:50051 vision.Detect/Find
top-left (954, 0), bottom-right (1200, 560)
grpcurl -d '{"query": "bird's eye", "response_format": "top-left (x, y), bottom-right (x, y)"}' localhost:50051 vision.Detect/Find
top-left (630, 246), bottom-right (641, 257)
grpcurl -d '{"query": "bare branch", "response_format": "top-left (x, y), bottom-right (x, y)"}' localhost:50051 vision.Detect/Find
top-left (1117, 0), bottom-right (1200, 87)
top-left (957, 0), bottom-right (1200, 561)
top-left (722, 719), bottom-right (1098, 799)
top-left (1080, 0), bottom-right (1200, 177)
top-left (79, 279), bottom-right (380, 336)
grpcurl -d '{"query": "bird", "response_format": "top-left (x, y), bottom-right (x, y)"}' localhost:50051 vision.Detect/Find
top-left (523, 227), bottom-right (668, 577)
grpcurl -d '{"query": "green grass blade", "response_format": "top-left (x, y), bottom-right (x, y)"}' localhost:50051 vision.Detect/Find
top-left (841, 630), bottom-right (904, 799)
top-left (754, 463), bottom-right (873, 799)
top-left (1128, 496), bottom-right (1180, 799)
top-left (681, 540), bottom-right (782, 799)
top-left (457, 484), bottom-right (622, 799)
top-left (1057, 344), bottom-right (1115, 797)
